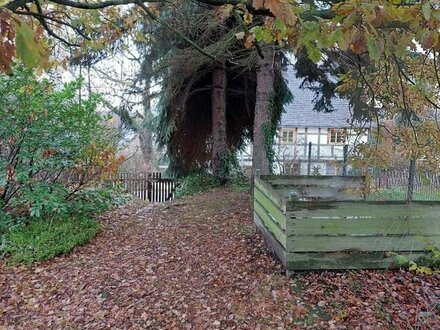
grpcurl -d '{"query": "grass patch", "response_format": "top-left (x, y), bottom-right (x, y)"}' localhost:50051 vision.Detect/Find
top-left (230, 182), bottom-right (251, 193)
top-left (2, 217), bottom-right (99, 265)
top-left (367, 189), bottom-right (440, 201)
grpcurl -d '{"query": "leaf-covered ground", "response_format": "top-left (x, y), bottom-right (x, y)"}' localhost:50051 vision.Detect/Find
top-left (1, 188), bottom-right (439, 329)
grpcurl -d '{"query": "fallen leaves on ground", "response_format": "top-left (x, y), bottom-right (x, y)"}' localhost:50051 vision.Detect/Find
top-left (1, 188), bottom-right (439, 329)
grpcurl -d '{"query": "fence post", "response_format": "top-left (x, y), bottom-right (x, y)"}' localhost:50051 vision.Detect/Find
top-left (307, 142), bottom-right (312, 176)
top-left (342, 144), bottom-right (348, 176)
top-left (407, 159), bottom-right (416, 203)
top-left (147, 173), bottom-right (152, 202)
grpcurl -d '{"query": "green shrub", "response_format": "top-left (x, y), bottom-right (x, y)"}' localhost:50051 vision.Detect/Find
top-left (217, 152), bottom-right (248, 186)
top-left (68, 186), bottom-right (133, 216)
top-left (2, 216), bottom-right (99, 265)
top-left (175, 166), bottom-right (250, 198)
top-left (0, 66), bottom-right (123, 220)
top-left (175, 171), bottom-right (219, 197)
top-left (0, 210), bottom-right (25, 242)
top-left (393, 239), bottom-right (440, 275)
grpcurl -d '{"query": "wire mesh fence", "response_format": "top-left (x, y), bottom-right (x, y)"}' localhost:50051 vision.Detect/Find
top-left (368, 167), bottom-right (440, 201)
top-left (275, 142), bottom-right (440, 202)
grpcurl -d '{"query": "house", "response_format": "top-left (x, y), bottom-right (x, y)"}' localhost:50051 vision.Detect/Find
top-left (237, 69), bottom-right (369, 175)
top-left (275, 70), bottom-right (369, 175)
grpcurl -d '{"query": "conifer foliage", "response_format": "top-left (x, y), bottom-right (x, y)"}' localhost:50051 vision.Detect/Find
top-left (153, 4), bottom-right (291, 177)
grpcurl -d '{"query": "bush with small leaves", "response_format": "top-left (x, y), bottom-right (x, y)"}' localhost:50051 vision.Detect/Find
top-left (2, 216), bottom-right (99, 265)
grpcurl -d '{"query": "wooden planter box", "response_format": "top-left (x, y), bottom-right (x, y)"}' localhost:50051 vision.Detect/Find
top-left (254, 175), bottom-right (440, 272)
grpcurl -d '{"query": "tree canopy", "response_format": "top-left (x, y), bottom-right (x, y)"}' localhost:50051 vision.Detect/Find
top-left (2, 0), bottom-right (440, 170)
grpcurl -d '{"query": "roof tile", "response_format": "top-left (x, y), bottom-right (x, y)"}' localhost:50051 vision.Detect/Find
top-left (281, 69), bottom-right (352, 128)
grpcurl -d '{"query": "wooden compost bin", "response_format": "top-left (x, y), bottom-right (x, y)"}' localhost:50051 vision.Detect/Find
top-left (254, 175), bottom-right (440, 272)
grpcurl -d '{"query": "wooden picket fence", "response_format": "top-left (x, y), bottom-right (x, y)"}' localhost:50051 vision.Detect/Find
top-left (117, 172), bottom-right (176, 203)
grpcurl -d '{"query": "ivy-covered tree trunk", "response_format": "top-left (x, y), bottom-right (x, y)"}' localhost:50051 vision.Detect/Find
top-left (253, 49), bottom-right (274, 175)
top-left (211, 63), bottom-right (228, 181)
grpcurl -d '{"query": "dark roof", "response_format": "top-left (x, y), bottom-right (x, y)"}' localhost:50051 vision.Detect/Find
top-left (281, 69), bottom-right (352, 128)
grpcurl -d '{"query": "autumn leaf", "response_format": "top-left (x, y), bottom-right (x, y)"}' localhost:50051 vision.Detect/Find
top-left (420, 30), bottom-right (438, 49)
top-left (253, 0), bottom-right (297, 26)
top-left (0, 9), bottom-right (14, 73)
top-left (235, 31), bottom-right (245, 40)
top-left (244, 34), bottom-right (255, 48)
top-left (350, 29), bottom-right (366, 54)
top-left (370, 5), bottom-right (387, 27)
top-left (367, 34), bottom-right (384, 61)
top-left (14, 20), bottom-right (48, 68)
top-left (215, 4), bottom-right (233, 23)
top-left (243, 12), bottom-right (253, 25)
top-left (421, 2), bottom-right (431, 20)
top-left (0, 188), bottom-right (439, 329)
top-left (253, 0), bottom-right (265, 9)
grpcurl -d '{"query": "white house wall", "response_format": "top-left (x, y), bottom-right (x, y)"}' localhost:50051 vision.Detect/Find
top-left (237, 127), bottom-right (369, 174)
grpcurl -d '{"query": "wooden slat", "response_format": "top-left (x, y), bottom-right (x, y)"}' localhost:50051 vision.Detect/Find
top-left (254, 176), bottom-right (287, 212)
top-left (152, 179), bottom-right (156, 203)
top-left (255, 175), bottom-right (440, 271)
top-left (286, 252), bottom-right (425, 270)
top-left (117, 172), bottom-right (175, 203)
top-left (288, 217), bottom-right (440, 236)
top-left (254, 187), bottom-right (286, 230)
top-left (277, 186), bottom-right (364, 201)
top-left (288, 235), bottom-right (440, 253)
top-left (254, 212), bottom-right (287, 266)
top-left (152, 176), bottom-right (155, 203)
top-left (162, 180), bottom-right (165, 202)
top-left (261, 175), bottom-right (365, 187)
top-left (146, 177), bottom-right (149, 200)
top-left (287, 201), bottom-right (440, 216)
top-left (254, 199), bottom-right (287, 248)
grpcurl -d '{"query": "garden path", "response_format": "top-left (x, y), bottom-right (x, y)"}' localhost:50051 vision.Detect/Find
top-left (1, 188), bottom-right (439, 329)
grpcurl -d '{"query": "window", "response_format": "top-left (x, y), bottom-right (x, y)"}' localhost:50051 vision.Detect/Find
top-left (329, 129), bottom-right (346, 144)
top-left (281, 130), bottom-right (295, 144)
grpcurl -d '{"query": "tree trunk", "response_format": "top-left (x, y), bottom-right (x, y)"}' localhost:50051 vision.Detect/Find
top-left (253, 49), bottom-right (274, 175)
top-left (211, 64), bottom-right (228, 181)
top-left (138, 88), bottom-right (153, 172)
top-left (138, 129), bottom-right (153, 172)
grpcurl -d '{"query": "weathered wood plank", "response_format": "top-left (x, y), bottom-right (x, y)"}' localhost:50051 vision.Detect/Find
top-left (262, 175), bottom-right (365, 187)
top-left (276, 186), bottom-right (364, 201)
top-left (254, 176), bottom-right (287, 212)
top-left (255, 175), bottom-right (440, 271)
top-left (288, 235), bottom-right (440, 253)
top-left (287, 201), bottom-right (440, 217)
top-left (288, 217), bottom-right (440, 236)
top-left (254, 187), bottom-right (286, 230)
top-left (261, 174), bottom-right (364, 181)
top-left (254, 212), bottom-right (287, 266)
top-left (286, 252), bottom-right (425, 270)
top-left (254, 199), bottom-right (287, 248)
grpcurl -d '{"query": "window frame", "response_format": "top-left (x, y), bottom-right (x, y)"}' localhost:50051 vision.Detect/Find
top-left (280, 129), bottom-right (295, 144)
top-left (328, 129), bottom-right (347, 145)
